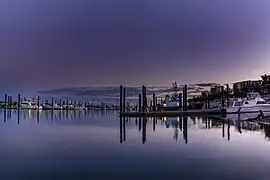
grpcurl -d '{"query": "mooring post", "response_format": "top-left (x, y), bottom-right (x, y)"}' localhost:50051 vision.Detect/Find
top-left (142, 85), bottom-right (145, 113)
top-left (9, 96), bottom-right (12, 108)
top-left (183, 85), bottom-right (187, 111)
top-left (37, 96), bottom-right (40, 108)
top-left (51, 97), bottom-right (54, 110)
top-left (138, 94), bottom-right (141, 112)
top-left (17, 94), bottom-right (21, 109)
top-left (4, 94), bottom-right (7, 109)
top-left (178, 93), bottom-right (182, 110)
top-left (120, 85), bottom-right (123, 113)
top-left (152, 94), bottom-right (156, 111)
top-left (207, 93), bottom-right (210, 109)
top-left (226, 84), bottom-right (230, 108)
top-left (123, 87), bottom-right (126, 113)
top-left (221, 86), bottom-right (225, 108)
top-left (142, 86), bottom-right (147, 112)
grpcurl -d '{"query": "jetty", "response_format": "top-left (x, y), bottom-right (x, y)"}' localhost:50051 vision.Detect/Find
top-left (118, 84), bottom-right (268, 118)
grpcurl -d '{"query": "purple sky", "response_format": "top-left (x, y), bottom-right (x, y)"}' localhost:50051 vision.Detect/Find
top-left (1, 0), bottom-right (270, 90)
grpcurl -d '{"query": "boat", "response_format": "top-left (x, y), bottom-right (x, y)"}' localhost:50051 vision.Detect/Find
top-left (20, 98), bottom-right (42, 110)
top-left (42, 104), bottom-right (63, 110)
top-left (225, 92), bottom-right (270, 120)
top-left (160, 81), bottom-right (181, 111)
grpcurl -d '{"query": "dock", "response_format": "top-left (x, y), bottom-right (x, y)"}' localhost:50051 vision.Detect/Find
top-left (120, 109), bottom-right (221, 117)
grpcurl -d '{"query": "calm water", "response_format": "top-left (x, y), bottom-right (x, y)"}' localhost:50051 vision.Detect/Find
top-left (0, 109), bottom-right (270, 180)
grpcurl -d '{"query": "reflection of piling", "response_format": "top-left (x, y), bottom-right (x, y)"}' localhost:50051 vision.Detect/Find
top-left (123, 117), bottom-right (126, 142)
top-left (153, 117), bottom-right (156, 131)
top-left (120, 116), bottom-right (123, 143)
top-left (179, 117), bottom-right (182, 131)
top-left (4, 109), bottom-right (7, 123)
top-left (17, 108), bottom-right (20, 124)
top-left (142, 117), bottom-right (146, 144)
top-left (183, 117), bottom-right (188, 143)
top-left (139, 117), bottom-right (142, 132)
top-left (222, 120), bottom-right (225, 138)
top-left (221, 86), bottom-right (225, 108)
top-left (227, 119), bottom-right (230, 140)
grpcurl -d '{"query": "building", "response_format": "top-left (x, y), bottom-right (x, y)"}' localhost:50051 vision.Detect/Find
top-left (233, 80), bottom-right (262, 93)
top-left (210, 86), bottom-right (222, 94)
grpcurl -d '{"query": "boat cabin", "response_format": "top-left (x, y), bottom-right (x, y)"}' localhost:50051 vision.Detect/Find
top-left (231, 92), bottom-right (267, 107)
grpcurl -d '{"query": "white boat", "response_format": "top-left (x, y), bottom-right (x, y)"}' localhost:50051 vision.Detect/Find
top-left (226, 92), bottom-right (270, 120)
top-left (160, 81), bottom-right (181, 111)
top-left (20, 98), bottom-right (42, 110)
top-left (42, 104), bottom-right (63, 110)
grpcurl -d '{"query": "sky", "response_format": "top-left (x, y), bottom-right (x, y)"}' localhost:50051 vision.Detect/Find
top-left (1, 0), bottom-right (270, 90)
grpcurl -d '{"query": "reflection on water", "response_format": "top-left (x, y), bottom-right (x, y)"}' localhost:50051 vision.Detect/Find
top-left (1, 110), bottom-right (270, 179)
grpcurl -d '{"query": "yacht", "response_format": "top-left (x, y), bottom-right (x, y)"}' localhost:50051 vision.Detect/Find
top-left (20, 98), bottom-right (42, 110)
top-left (42, 104), bottom-right (63, 110)
top-left (160, 81), bottom-right (181, 111)
top-left (225, 92), bottom-right (270, 120)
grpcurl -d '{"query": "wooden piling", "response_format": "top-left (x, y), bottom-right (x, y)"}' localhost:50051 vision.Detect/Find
top-left (9, 96), bottom-right (12, 108)
top-left (123, 87), bottom-right (126, 113)
top-left (120, 85), bottom-right (123, 113)
top-left (142, 86), bottom-right (145, 112)
top-left (207, 93), bottom-right (210, 109)
top-left (179, 93), bottom-right (182, 109)
top-left (138, 94), bottom-right (142, 112)
top-left (152, 94), bottom-right (156, 111)
top-left (17, 94), bottom-right (21, 109)
top-left (226, 84), bottom-right (230, 108)
top-left (51, 97), bottom-right (54, 110)
top-left (37, 96), bottom-right (40, 108)
top-left (221, 86), bottom-right (225, 108)
top-left (183, 85), bottom-right (187, 111)
top-left (142, 85), bottom-right (147, 112)
top-left (4, 94), bottom-right (7, 108)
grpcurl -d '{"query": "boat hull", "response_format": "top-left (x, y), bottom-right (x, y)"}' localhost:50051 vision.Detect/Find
top-left (160, 106), bottom-right (181, 111)
top-left (20, 104), bottom-right (42, 110)
top-left (226, 105), bottom-right (270, 120)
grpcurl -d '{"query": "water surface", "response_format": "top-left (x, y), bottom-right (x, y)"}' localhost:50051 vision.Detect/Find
top-left (0, 109), bottom-right (270, 180)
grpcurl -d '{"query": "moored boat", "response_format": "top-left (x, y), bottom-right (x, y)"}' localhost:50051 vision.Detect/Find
top-left (225, 92), bottom-right (270, 120)
top-left (20, 98), bottom-right (42, 110)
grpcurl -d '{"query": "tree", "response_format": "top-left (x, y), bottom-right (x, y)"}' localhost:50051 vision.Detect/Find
top-left (261, 74), bottom-right (270, 94)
